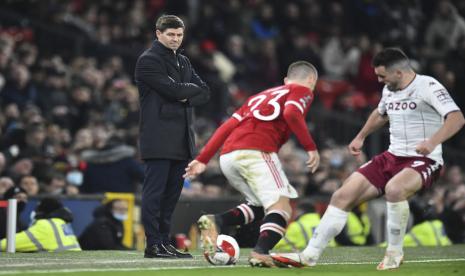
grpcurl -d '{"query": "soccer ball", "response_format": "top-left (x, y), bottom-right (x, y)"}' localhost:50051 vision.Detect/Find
top-left (204, 234), bottom-right (240, 265)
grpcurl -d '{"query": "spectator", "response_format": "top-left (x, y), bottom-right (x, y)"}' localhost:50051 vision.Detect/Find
top-left (6, 158), bottom-right (34, 181)
top-left (402, 196), bottom-right (452, 246)
top-left (0, 63), bottom-right (38, 110)
top-left (250, 3), bottom-right (279, 40)
top-left (444, 165), bottom-right (465, 189)
top-left (254, 39), bottom-right (281, 89)
top-left (41, 173), bottom-right (78, 196)
top-left (441, 185), bottom-right (465, 243)
top-left (18, 175), bottom-right (39, 196)
top-left (80, 136), bottom-right (143, 194)
top-left (71, 128), bottom-right (93, 153)
top-left (424, 0), bottom-right (465, 58)
top-left (79, 199), bottom-right (130, 250)
top-left (186, 40), bottom-right (233, 121)
top-left (0, 177), bottom-right (14, 196)
top-left (321, 28), bottom-right (359, 80)
top-left (103, 80), bottom-right (140, 129)
top-left (446, 36), bottom-right (465, 112)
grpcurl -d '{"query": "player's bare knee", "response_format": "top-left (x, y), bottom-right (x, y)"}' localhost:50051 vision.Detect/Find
top-left (267, 197), bottom-right (292, 215)
top-left (384, 184), bottom-right (406, 202)
top-left (330, 189), bottom-right (354, 210)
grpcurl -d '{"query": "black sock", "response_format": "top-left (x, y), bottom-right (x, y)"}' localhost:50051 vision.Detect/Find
top-left (254, 210), bottom-right (289, 254)
top-left (215, 203), bottom-right (264, 228)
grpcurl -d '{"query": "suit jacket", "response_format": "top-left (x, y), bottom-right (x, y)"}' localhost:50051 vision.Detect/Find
top-left (135, 40), bottom-right (210, 160)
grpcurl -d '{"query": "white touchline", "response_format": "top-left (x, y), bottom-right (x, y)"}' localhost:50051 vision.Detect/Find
top-left (0, 258), bottom-right (464, 274)
top-left (0, 265), bottom-right (248, 275)
top-left (319, 258), bottom-right (465, 265)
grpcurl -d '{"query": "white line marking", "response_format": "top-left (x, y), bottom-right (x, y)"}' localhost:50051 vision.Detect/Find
top-left (319, 258), bottom-right (465, 265)
top-left (0, 258), bottom-right (463, 274)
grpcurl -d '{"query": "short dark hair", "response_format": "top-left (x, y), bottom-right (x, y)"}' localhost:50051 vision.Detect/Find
top-left (372, 48), bottom-right (410, 69)
top-left (155, 15), bottom-right (185, 32)
top-left (287, 61), bottom-right (318, 80)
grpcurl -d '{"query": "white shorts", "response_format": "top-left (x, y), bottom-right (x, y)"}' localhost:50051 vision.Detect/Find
top-left (219, 150), bottom-right (298, 209)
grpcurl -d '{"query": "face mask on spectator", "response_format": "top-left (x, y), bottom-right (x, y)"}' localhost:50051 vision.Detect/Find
top-left (330, 154), bottom-right (344, 168)
top-left (51, 188), bottom-right (64, 195)
top-left (112, 212), bottom-right (128, 221)
top-left (66, 171), bottom-right (83, 186)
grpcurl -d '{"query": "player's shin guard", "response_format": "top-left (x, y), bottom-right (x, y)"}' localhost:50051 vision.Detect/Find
top-left (303, 205), bottom-right (348, 261)
top-left (254, 210), bottom-right (290, 254)
top-left (215, 203), bottom-right (265, 228)
top-left (386, 200), bottom-right (409, 254)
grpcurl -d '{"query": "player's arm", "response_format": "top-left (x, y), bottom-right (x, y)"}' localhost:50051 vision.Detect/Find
top-left (183, 117), bottom-right (240, 179)
top-left (416, 82), bottom-right (465, 155)
top-left (416, 110), bottom-right (465, 155)
top-left (283, 104), bottom-right (319, 173)
top-left (349, 109), bottom-right (389, 156)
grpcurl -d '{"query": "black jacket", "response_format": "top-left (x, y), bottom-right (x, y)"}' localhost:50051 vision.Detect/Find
top-left (78, 205), bottom-right (128, 250)
top-left (135, 40), bottom-right (210, 160)
top-left (80, 144), bottom-right (144, 194)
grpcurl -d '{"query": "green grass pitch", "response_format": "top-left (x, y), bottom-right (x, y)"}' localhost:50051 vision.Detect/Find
top-left (1, 245), bottom-right (464, 276)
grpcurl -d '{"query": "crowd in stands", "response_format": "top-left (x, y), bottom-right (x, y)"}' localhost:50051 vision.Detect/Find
top-left (1, 0), bottom-right (465, 243)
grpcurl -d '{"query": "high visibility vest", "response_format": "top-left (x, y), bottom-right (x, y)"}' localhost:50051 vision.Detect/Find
top-left (0, 218), bottom-right (81, 252)
top-left (344, 212), bottom-right (371, 245)
top-left (404, 220), bottom-right (452, 247)
top-left (274, 213), bottom-right (337, 251)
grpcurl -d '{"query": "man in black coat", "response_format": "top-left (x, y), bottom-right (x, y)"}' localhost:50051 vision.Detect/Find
top-left (135, 15), bottom-right (210, 258)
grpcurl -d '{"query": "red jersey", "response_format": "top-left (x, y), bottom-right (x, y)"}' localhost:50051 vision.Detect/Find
top-left (196, 83), bottom-right (316, 164)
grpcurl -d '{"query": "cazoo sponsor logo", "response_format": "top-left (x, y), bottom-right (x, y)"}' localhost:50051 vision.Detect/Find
top-left (387, 101), bottom-right (417, 111)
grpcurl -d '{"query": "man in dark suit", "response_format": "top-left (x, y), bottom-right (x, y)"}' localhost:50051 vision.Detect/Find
top-left (135, 15), bottom-right (210, 258)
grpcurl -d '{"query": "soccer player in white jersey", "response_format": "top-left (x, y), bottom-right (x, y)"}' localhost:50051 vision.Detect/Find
top-left (272, 48), bottom-right (465, 270)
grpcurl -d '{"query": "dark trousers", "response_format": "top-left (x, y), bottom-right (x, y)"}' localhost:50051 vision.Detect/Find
top-left (141, 159), bottom-right (188, 247)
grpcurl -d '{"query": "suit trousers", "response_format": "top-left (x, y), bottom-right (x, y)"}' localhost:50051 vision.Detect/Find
top-left (141, 159), bottom-right (188, 247)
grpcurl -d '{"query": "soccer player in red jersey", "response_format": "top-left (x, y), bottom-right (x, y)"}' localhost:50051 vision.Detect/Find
top-left (183, 61), bottom-right (320, 267)
top-left (271, 48), bottom-right (465, 270)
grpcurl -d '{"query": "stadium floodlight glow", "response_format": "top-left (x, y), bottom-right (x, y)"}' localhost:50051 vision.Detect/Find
top-left (6, 199), bottom-right (17, 253)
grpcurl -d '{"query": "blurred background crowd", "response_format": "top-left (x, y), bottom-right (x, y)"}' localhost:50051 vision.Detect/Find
top-left (0, 0), bottom-right (465, 245)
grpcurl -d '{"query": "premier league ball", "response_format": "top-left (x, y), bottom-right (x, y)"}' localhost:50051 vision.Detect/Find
top-left (204, 234), bottom-right (240, 265)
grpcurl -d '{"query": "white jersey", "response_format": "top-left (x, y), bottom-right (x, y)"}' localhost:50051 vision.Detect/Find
top-left (378, 74), bottom-right (460, 165)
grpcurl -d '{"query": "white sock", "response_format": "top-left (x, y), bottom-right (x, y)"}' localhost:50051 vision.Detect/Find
top-left (386, 200), bottom-right (409, 254)
top-left (302, 205), bottom-right (348, 260)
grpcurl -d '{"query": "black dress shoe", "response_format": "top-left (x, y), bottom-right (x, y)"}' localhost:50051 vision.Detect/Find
top-left (163, 244), bottom-right (193, 258)
top-left (144, 244), bottom-right (176, 258)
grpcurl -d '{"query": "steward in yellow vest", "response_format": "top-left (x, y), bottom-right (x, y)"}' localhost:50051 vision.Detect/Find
top-left (380, 197), bottom-right (451, 247)
top-left (404, 219), bottom-right (452, 246)
top-left (335, 204), bottom-right (373, 246)
top-left (0, 198), bottom-right (81, 252)
top-left (274, 202), bottom-right (338, 251)
top-left (274, 213), bottom-right (321, 251)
